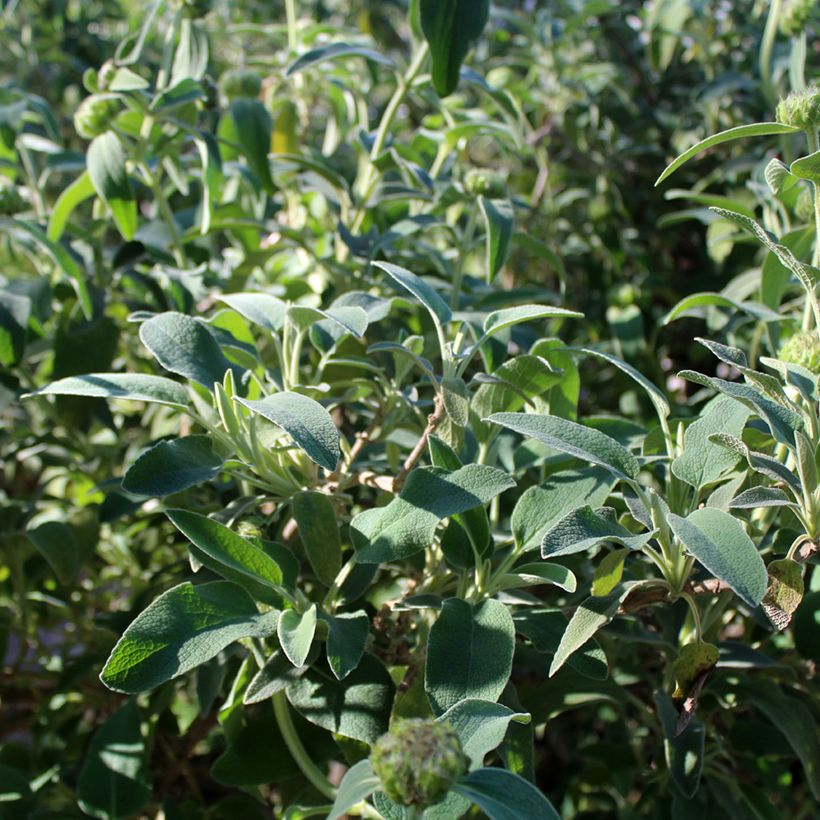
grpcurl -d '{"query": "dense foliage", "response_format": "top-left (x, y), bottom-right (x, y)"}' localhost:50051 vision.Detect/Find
top-left (1, 1), bottom-right (818, 818)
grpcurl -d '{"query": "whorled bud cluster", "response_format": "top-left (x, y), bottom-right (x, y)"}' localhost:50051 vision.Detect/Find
top-left (370, 719), bottom-right (468, 807)
top-left (776, 86), bottom-right (820, 131)
top-left (219, 69), bottom-right (262, 101)
top-left (779, 331), bottom-right (820, 374)
top-left (779, 0), bottom-right (817, 37)
top-left (73, 94), bottom-right (121, 140)
top-left (464, 167), bottom-right (507, 198)
top-left (0, 179), bottom-right (24, 216)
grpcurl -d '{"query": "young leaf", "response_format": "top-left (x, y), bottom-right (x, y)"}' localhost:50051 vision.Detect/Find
top-left (486, 412), bottom-right (640, 480)
top-left (237, 392), bottom-right (341, 472)
top-left (25, 373), bottom-right (188, 407)
top-left (420, 0), bottom-right (490, 96)
top-left (482, 304), bottom-right (583, 338)
top-left (668, 508), bottom-right (767, 608)
top-left (790, 148), bottom-right (820, 183)
top-left (139, 312), bottom-right (240, 389)
top-left (655, 122), bottom-right (800, 186)
top-left (436, 699), bottom-right (530, 770)
top-left (351, 465), bottom-right (515, 563)
top-left (425, 598), bottom-right (515, 715)
top-left (277, 605), bottom-right (317, 668)
top-left (452, 767), bottom-right (561, 820)
top-left (496, 562), bottom-right (577, 593)
top-left (101, 581), bottom-right (279, 693)
top-left (122, 436), bottom-right (223, 497)
top-left (373, 260), bottom-right (452, 325)
top-left (47, 170), bottom-right (95, 241)
top-left (541, 506), bottom-right (654, 558)
top-left (729, 487), bottom-right (796, 509)
top-left (661, 291), bottom-right (783, 325)
top-left (87, 132), bottom-right (137, 240)
top-left (322, 611), bottom-right (370, 680)
top-left (291, 491), bottom-right (342, 585)
top-left (327, 759), bottom-right (381, 820)
top-left (228, 98), bottom-right (274, 193)
top-left (592, 549), bottom-right (630, 597)
top-left (77, 701), bottom-right (151, 820)
top-left (220, 292), bottom-right (287, 332)
top-left (479, 197), bottom-right (514, 280)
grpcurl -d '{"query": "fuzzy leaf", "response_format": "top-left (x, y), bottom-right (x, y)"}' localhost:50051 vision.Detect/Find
top-left (122, 436), bottom-right (223, 497)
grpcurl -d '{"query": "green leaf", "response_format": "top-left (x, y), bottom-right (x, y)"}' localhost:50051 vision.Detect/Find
top-left (278, 605), bottom-right (317, 667)
top-left (166, 509), bottom-right (286, 596)
top-left (661, 291), bottom-right (783, 324)
top-left (101, 581), bottom-right (278, 693)
top-left (0, 289), bottom-right (28, 366)
top-left (139, 312), bottom-right (240, 389)
top-left (511, 467), bottom-right (615, 552)
top-left (541, 506), bottom-right (653, 558)
top-left (729, 486), bottom-right (795, 509)
top-left (322, 611), bottom-right (370, 680)
top-left (437, 699), bottom-right (530, 770)
top-left (425, 598), bottom-right (515, 715)
top-left (441, 376), bottom-right (469, 427)
top-left (592, 548), bottom-right (630, 597)
top-left (420, 0), bottom-right (490, 96)
top-left (482, 304), bottom-right (583, 338)
top-left (668, 508), bottom-right (767, 608)
top-left (286, 653), bottom-right (394, 743)
top-left (373, 260), bottom-right (452, 325)
top-left (655, 122), bottom-right (800, 186)
top-left (237, 392), bottom-right (341, 472)
top-left (26, 520), bottom-right (79, 585)
top-left (486, 412), bottom-right (639, 480)
top-left (287, 42), bottom-right (394, 76)
top-left (122, 436), bottom-right (223, 497)
top-left (327, 759), bottom-right (381, 820)
top-left (228, 99), bottom-right (274, 193)
top-left (47, 170), bottom-right (95, 241)
top-left (351, 465), bottom-right (515, 563)
top-left (496, 562), bottom-right (576, 593)
top-left (452, 767), bottom-right (561, 820)
top-left (479, 197), bottom-right (514, 280)
top-left (25, 373), bottom-right (188, 407)
top-left (790, 148), bottom-right (820, 183)
top-left (671, 396), bottom-right (751, 488)
top-left (77, 701), bottom-right (151, 820)
top-left (291, 491), bottom-right (342, 585)
top-left (3, 217), bottom-right (92, 319)
top-left (220, 292), bottom-right (287, 332)
top-left (87, 132), bottom-right (137, 241)
top-left (550, 585), bottom-right (638, 676)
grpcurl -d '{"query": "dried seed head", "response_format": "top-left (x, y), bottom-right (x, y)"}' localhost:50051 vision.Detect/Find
top-left (370, 718), bottom-right (468, 807)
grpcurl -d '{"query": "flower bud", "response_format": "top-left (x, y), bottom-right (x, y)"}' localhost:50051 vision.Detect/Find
top-left (220, 69), bottom-right (262, 101)
top-left (0, 180), bottom-right (25, 216)
top-left (73, 94), bottom-right (121, 140)
top-left (776, 86), bottom-right (820, 131)
top-left (779, 331), bottom-right (820, 374)
top-left (370, 719), bottom-right (468, 807)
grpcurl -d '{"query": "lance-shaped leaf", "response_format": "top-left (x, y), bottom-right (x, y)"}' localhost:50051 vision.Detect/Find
top-left (655, 122), bottom-right (800, 186)
top-left (437, 699), bottom-right (530, 770)
top-left (494, 562), bottom-right (576, 593)
top-left (452, 767), bottom-right (561, 820)
top-left (679, 370), bottom-right (802, 447)
top-left (26, 520), bottom-right (79, 586)
top-left (237, 392), bottom-right (340, 472)
top-left (101, 581), bottom-right (279, 693)
top-left (486, 412), bottom-right (639, 480)
top-left (165, 509), bottom-right (286, 596)
top-left (351, 465), bottom-right (515, 563)
top-left (671, 396), bottom-right (751, 488)
top-left (287, 304), bottom-right (368, 338)
top-left (729, 487), bottom-right (796, 509)
top-left (550, 583), bottom-right (641, 676)
top-left (122, 436), bottom-right (223, 497)
top-left (47, 169), bottom-right (95, 241)
top-left (291, 491), bottom-right (342, 585)
top-left (790, 148), bottom-right (820, 183)
top-left (482, 304), bottom-right (583, 339)
top-left (220, 292), bottom-right (287, 332)
top-left (511, 467), bottom-right (616, 552)
top-left (87, 131), bottom-right (137, 240)
top-left (229, 98), bottom-right (273, 192)
top-left (287, 42), bottom-right (394, 76)
top-left (541, 506), bottom-right (654, 558)
top-left (425, 598), bottom-right (515, 715)
top-left (661, 291), bottom-right (783, 324)
top-left (668, 508), bottom-right (767, 608)
top-left (479, 197), bottom-right (514, 280)
top-left (25, 373), bottom-right (188, 407)
top-left (139, 312), bottom-right (240, 389)
top-left (373, 261), bottom-right (451, 325)
top-left (709, 432), bottom-right (802, 495)
top-left (420, 0), bottom-right (490, 96)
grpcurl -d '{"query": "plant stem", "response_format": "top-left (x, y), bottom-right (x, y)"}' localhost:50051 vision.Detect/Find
top-left (450, 205), bottom-right (478, 309)
top-left (759, 0), bottom-right (783, 105)
top-left (139, 161), bottom-right (187, 268)
top-left (272, 691), bottom-right (336, 800)
top-left (393, 395), bottom-right (445, 492)
top-left (284, 0), bottom-right (298, 53)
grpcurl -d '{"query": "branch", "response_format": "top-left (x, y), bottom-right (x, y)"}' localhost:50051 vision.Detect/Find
top-left (392, 396), bottom-right (446, 494)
